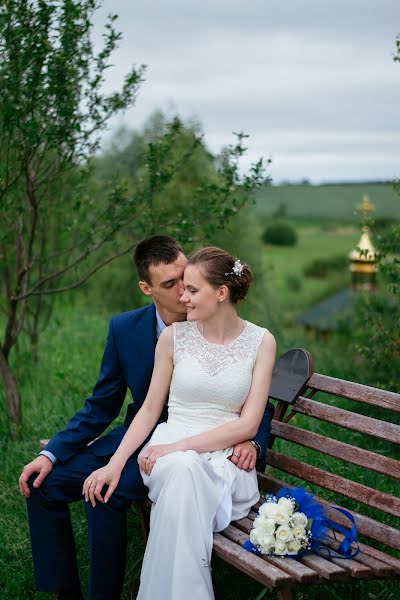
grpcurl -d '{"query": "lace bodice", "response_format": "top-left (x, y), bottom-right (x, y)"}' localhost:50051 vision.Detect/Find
top-left (167, 320), bottom-right (267, 430)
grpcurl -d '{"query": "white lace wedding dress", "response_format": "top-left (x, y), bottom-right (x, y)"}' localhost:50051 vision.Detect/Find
top-left (137, 320), bottom-right (267, 600)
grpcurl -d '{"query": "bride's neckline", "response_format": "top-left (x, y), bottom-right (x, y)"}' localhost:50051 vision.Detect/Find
top-left (194, 319), bottom-right (248, 348)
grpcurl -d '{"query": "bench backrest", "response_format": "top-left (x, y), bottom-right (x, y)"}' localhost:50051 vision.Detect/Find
top-left (262, 349), bottom-right (400, 557)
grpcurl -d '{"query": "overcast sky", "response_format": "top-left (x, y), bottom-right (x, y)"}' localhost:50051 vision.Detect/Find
top-left (93, 0), bottom-right (400, 183)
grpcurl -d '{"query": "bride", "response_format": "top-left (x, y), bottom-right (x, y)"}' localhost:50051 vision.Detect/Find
top-left (83, 246), bottom-right (276, 599)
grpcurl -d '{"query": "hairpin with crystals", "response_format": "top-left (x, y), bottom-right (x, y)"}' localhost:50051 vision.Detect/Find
top-left (225, 259), bottom-right (244, 277)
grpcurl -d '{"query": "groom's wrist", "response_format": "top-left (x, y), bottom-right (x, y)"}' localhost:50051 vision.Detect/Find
top-left (250, 440), bottom-right (262, 458)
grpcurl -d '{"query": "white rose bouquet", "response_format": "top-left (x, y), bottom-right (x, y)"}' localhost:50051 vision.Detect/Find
top-left (244, 486), bottom-right (326, 557)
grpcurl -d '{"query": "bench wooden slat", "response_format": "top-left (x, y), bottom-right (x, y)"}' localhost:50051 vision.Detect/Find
top-left (330, 557), bottom-right (373, 579)
top-left (271, 421), bottom-right (400, 479)
top-left (293, 397), bottom-right (400, 444)
top-left (319, 535), bottom-right (374, 579)
top-left (267, 451), bottom-right (400, 518)
top-left (230, 519), bottom-right (320, 583)
top-left (259, 474), bottom-right (400, 551)
top-left (213, 531), bottom-right (294, 589)
top-left (324, 533), bottom-right (397, 577)
top-left (357, 541), bottom-right (400, 574)
top-left (307, 374), bottom-right (400, 412)
top-left (353, 553), bottom-right (398, 577)
top-left (298, 554), bottom-right (349, 581)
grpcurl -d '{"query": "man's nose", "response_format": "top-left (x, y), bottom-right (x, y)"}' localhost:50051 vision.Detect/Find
top-left (178, 280), bottom-right (185, 297)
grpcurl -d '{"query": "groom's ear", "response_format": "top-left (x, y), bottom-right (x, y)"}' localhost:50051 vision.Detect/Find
top-left (138, 280), bottom-right (152, 297)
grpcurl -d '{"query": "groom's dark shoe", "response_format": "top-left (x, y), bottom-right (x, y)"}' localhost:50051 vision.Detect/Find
top-left (57, 590), bottom-right (84, 600)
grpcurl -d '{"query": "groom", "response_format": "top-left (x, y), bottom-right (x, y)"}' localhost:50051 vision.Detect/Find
top-left (19, 235), bottom-right (274, 600)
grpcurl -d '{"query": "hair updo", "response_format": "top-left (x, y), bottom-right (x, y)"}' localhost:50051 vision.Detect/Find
top-left (187, 247), bottom-right (252, 304)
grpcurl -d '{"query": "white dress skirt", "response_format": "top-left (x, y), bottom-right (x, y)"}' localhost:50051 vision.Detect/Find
top-left (136, 320), bottom-right (268, 600)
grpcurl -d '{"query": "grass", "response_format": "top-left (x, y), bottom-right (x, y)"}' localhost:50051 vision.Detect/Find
top-left (260, 222), bottom-right (359, 326)
top-left (255, 182), bottom-right (400, 221)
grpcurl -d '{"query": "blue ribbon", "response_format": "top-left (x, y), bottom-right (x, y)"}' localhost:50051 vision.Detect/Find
top-left (317, 507), bottom-right (360, 559)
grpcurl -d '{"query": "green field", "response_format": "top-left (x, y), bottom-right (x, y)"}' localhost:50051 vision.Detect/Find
top-left (255, 183), bottom-right (400, 221)
top-left (260, 224), bottom-right (359, 322)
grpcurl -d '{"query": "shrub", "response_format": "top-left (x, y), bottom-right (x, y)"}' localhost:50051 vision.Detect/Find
top-left (261, 222), bottom-right (298, 246)
top-left (286, 274), bottom-right (303, 292)
top-left (303, 255), bottom-right (348, 278)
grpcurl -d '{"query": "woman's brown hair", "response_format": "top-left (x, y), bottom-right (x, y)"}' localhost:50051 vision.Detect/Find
top-left (187, 247), bottom-right (252, 304)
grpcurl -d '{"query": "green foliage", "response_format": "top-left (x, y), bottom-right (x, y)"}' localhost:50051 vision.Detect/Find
top-left (82, 114), bottom-right (267, 315)
top-left (371, 216), bottom-right (399, 234)
top-left (285, 274), bottom-right (302, 292)
top-left (261, 221), bottom-right (298, 247)
top-left (394, 35), bottom-right (400, 64)
top-left (0, 1), bottom-right (266, 424)
top-left (0, 0), bottom-right (144, 201)
top-left (346, 221), bottom-right (400, 391)
top-left (303, 255), bottom-right (348, 278)
top-left (343, 43), bottom-right (400, 392)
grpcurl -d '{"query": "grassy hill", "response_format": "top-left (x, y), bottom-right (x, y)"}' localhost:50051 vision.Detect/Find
top-left (255, 182), bottom-right (399, 222)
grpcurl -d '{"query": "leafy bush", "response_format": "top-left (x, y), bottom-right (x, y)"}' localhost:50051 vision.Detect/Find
top-left (371, 217), bottom-right (399, 233)
top-left (261, 222), bottom-right (298, 246)
top-left (286, 274), bottom-right (302, 292)
top-left (303, 255), bottom-right (348, 278)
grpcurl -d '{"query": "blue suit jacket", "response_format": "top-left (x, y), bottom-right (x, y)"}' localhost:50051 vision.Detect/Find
top-left (45, 304), bottom-right (273, 463)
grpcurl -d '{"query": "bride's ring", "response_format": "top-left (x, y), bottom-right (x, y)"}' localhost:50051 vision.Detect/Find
top-left (144, 456), bottom-right (150, 460)
top-left (233, 452), bottom-right (241, 458)
top-left (90, 482), bottom-right (96, 487)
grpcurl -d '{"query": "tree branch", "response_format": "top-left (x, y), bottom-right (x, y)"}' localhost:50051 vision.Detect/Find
top-left (26, 243), bottom-right (137, 296)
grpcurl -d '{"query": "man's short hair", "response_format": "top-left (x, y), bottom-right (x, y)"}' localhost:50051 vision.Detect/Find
top-left (133, 235), bottom-right (183, 283)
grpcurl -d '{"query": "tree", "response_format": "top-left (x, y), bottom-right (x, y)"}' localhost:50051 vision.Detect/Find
top-left (0, 2), bottom-right (266, 427)
top-left (347, 36), bottom-right (400, 390)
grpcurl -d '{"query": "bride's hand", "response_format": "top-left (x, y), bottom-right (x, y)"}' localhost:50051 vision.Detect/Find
top-left (139, 443), bottom-right (181, 476)
top-left (82, 464), bottom-right (122, 507)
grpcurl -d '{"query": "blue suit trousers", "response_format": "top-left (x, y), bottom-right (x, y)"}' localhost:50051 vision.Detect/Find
top-left (27, 432), bottom-right (147, 600)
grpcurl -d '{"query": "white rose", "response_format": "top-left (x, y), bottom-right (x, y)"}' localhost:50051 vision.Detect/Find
top-left (259, 502), bottom-right (278, 519)
top-left (293, 526), bottom-right (306, 540)
top-left (259, 534), bottom-right (275, 552)
top-left (287, 539), bottom-right (303, 555)
top-left (253, 516), bottom-right (276, 536)
top-left (274, 509), bottom-right (290, 525)
top-left (250, 529), bottom-right (260, 545)
top-left (274, 540), bottom-right (288, 555)
top-left (277, 497), bottom-right (294, 515)
top-left (291, 511), bottom-right (308, 528)
top-left (275, 524), bottom-right (293, 543)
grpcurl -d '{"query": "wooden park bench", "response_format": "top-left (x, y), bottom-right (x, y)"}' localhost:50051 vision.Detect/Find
top-left (137, 348), bottom-right (400, 599)
top-left (41, 348), bottom-right (400, 599)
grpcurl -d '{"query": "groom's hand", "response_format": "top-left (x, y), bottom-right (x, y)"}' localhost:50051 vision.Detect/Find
top-left (19, 455), bottom-right (53, 498)
top-left (229, 441), bottom-right (257, 471)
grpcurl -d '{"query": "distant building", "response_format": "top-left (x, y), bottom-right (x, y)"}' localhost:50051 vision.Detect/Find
top-left (296, 196), bottom-right (377, 337)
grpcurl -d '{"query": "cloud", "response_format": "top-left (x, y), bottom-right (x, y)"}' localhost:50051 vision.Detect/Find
top-left (92, 0), bottom-right (400, 182)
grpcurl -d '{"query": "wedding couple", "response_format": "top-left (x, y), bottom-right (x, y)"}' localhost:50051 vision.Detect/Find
top-left (19, 235), bottom-right (276, 600)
